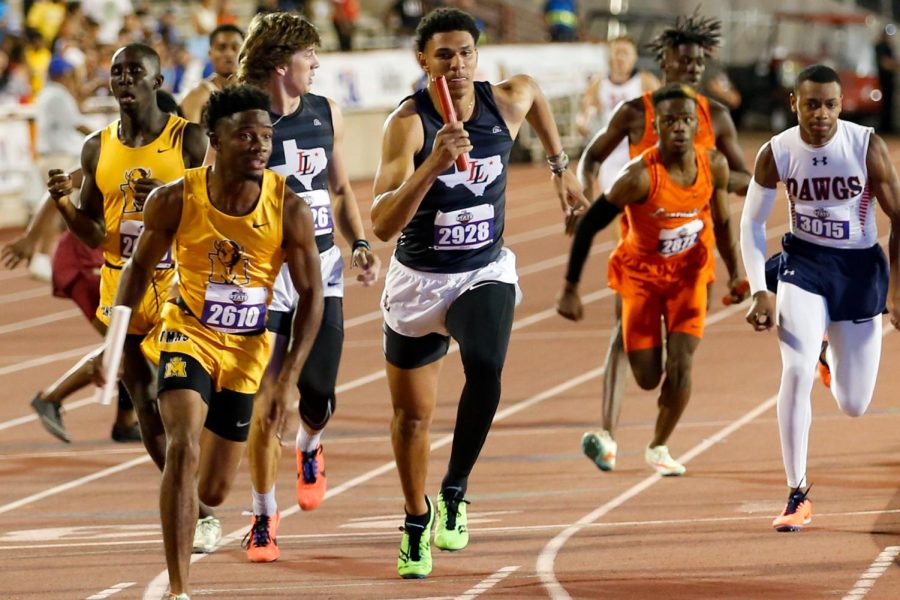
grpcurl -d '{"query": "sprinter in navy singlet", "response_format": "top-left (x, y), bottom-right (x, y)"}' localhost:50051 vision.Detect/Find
top-left (741, 65), bottom-right (900, 533)
top-left (370, 7), bottom-right (589, 579)
top-left (236, 12), bottom-right (380, 563)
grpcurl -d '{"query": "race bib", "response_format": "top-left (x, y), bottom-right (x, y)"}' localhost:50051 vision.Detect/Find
top-left (200, 283), bottom-right (267, 334)
top-left (434, 204), bottom-right (495, 251)
top-left (302, 190), bottom-right (333, 237)
top-left (657, 218), bottom-right (704, 257)
top-left (794, 203), bottom-right (851, 241)
top-left (119, 219), bottom-right (173, 267)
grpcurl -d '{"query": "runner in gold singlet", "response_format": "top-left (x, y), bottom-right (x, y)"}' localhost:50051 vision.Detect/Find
top-left (106, 85), bottom-right (322, 599)
top-left (47, 43), bottom-right (207, 463)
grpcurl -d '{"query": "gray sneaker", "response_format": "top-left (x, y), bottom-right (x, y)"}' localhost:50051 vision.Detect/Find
top-left (30, 394), bottom-right (70, 443)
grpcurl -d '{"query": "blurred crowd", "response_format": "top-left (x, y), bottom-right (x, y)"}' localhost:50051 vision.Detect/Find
top-left (0, 0), bottom-right (482, 108)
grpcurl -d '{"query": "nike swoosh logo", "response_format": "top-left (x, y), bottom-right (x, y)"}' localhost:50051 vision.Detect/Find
top-left (252, 222), bottom-right (268, 229)
top-left (467, 281), bottom-right (498, 290)
top-left (327, 281), bottom-right (341, 287)
top-left (236, 420), bottom-right (251, 428)
top-left (156, 148), bottom-right (169, 153)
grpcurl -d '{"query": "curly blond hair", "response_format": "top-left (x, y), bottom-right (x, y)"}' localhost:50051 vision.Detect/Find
top-left (237, 12), bottom-right (321, 87)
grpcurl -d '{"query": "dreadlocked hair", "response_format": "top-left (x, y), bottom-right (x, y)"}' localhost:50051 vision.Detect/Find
top-left (647, 10), bottom-right (721, 62)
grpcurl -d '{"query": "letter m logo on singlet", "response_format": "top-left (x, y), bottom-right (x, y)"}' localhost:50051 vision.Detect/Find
top-left (437, 155), bottom-right (503, 197)
top-left (164, 356), bottom-right (187, 378)
top-left (269, 139), bottom-right (327, 191)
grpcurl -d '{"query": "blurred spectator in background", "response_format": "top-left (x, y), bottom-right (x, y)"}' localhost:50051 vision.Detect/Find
top-left (387, 0), bottom-right (426, 48)
top-left (217, 0), bottom-right (238, 26)
top-left (53, 2), bottom-right (88, 73)
top-left (180, 23), bottom-right (242, 122)
top-left (31, 55), bottom-right (92, 281)
top-left (0, 46), bottom-right (30, 104)
top-left (255, 0), bottom-right (301, 14)
top-left (700, 55), bottom-right (740, 111)
top-left (875, 26), bottom-right (898, 133)
top-left (25, 0), bottom-right (66, 46)
top-left (23, 27), bottom-right (50, 98)
top-left (157, 7), bottom-right (180, 45)
top-left (544, 0), bottom-right (577, 42)
top-left (81, 0), bottom-right (133, 46)
top-left (78, 42), bottom-right (111, 98)
top-left (332, 0), bottom-right (359, 51)
top-left (189, 0), bottom-right (217, 59)
top-left (576, 37), bottom-right (658, 139)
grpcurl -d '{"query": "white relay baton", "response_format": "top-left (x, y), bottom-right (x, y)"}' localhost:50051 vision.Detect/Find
top-left (94, 305), bottom-right (132, 406)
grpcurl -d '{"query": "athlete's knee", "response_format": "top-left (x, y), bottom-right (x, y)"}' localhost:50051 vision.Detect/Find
top-left (836, 391), bottom-right (871, 418)
top-left (632, 369), bottom-right (661, 390)
top-left (629, 355), bottom-right (662, 390)
top-left (298, 391), bottom-right (335, 430)
top-left (781, 363), bottom-right (815, 389)
top-left (840, 402), bottom-right (868, 418)
top-left (664, 352), bottom-right (693, 389)
top-left (392, 407), bottom-right (431, 439)
top-left (460, 343), bottom-right (505, 384)
top-left (165, 432), bottom-right (199, 479)
top-left (198, 475), bottom-right (232, 507)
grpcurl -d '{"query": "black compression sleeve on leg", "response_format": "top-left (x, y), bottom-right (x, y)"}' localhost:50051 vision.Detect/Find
top-left (442, 282), bottom-right (516, 494)
top-left (565, 195), bottom-right (622, 284)
top-left (298, 297), bottom-right (343, 430)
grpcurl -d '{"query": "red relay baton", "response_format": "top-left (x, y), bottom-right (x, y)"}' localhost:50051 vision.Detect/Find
top-left (722, 279), bottom-right (750, 306)
top-left (434, 75), bottom-right (470, 172)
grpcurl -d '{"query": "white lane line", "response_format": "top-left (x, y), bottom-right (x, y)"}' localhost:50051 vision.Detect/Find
top-left (843, 546), bottom-right (900, 600)
top-left (0, 287), bottom-right (50, 304)
top-left (0, 343), bottom-right (98, 378)
top-left (0, 455), bottom-right (152, 515)
top-left (0, 394), bottom-right (96, 432)
top-left (0, 308), bottom-right (81, 335)
top-left (11, 507), bottom-right (900, 551)
top-left (537, 324), bottom-right (894, 600)
top-left (456, 566), bottom-right (521, 600)
top-left (85, 582), bottom-right (136, 600)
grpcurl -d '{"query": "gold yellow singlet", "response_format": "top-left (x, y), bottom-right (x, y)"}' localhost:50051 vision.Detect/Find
top-left (142, 167), bottom-right (287, 394)
top-left (95, 114), bottom-right (189, 334)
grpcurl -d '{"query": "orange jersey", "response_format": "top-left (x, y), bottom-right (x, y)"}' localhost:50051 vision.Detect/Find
top-left (610, 145), bottom-right (715, 283)
top-left (629, 92), bottom-right (715, 158)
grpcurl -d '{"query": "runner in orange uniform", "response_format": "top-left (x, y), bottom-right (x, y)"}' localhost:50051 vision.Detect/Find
top-left (558, 83), bottom-right (746, 475)
top-left (569, 13), bottom-right (751, 474)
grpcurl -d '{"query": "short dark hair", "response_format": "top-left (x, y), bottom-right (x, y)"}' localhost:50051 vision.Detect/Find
top-left (647, 11), bottom-right (721, 62)
top-left (414, 8), bottom-right (480, 53)
top-left (795, 64), bottom-right (842, 89)
top-left (205, 84), bottom-right (271, 134)
top-left (651, 82), bottom-right (698, 107)
top-left (114, 43), bottom-right (161, 74)
top-left (209, 24), bottom-right (244, 45)
top-left (155, 90), bottom-right (183, 117)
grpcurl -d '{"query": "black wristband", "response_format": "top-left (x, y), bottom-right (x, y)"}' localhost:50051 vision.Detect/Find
top-left (352, 239), bottom-right (370, 251)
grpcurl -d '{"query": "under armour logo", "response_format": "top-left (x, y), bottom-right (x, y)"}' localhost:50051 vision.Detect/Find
top-left (783, 269), bottom-right (795, 276)
top-left (812, 156), bottom-right (828, 166)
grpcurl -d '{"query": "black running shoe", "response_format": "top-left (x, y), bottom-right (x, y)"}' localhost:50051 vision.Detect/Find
top-left (30, 394), bottom-right (70, 443)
